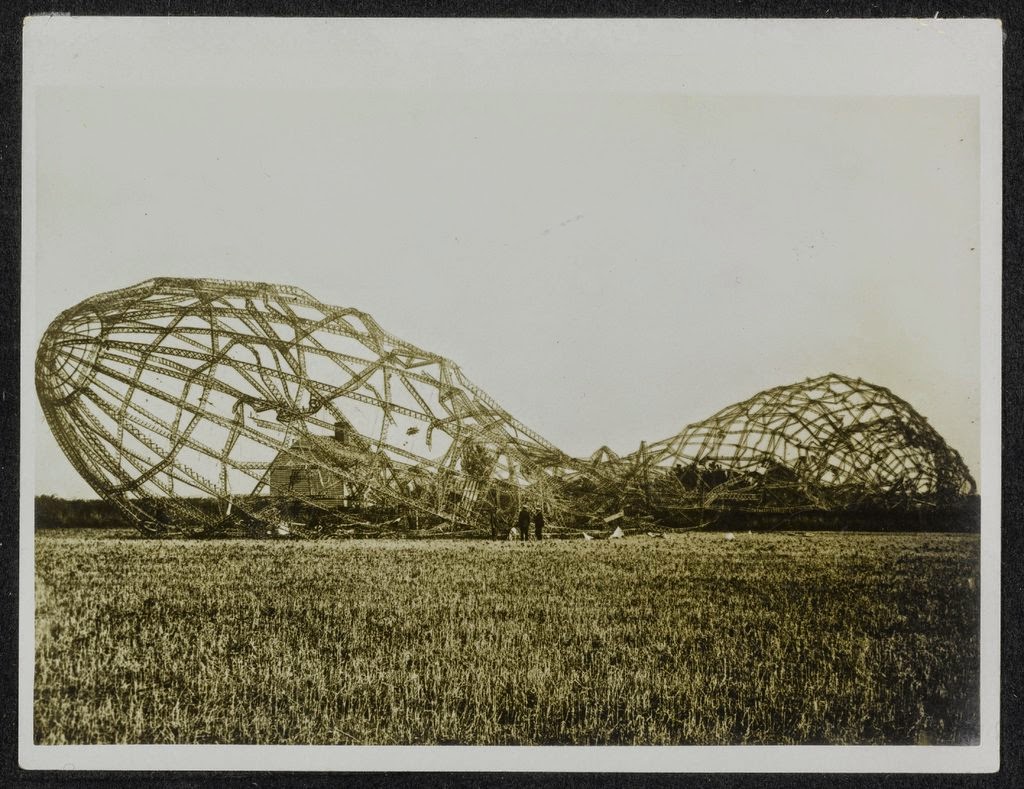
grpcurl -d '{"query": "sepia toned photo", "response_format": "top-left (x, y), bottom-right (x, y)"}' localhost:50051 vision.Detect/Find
top-left (20, 17), bottom-right (1001, 772)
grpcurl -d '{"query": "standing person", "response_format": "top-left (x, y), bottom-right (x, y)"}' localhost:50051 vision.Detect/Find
top-left (517, 508), bottom-right (531, 542)
top-left (533, 509), bottom-right (544, 541)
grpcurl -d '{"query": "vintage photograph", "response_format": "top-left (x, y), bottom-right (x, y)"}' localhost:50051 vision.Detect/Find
top-left (21, 18), bottom-right (1001, 772)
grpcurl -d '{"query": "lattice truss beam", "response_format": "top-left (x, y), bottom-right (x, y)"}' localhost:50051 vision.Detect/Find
top-left (36, 279), bottom-right (976, 536)
top-left (576, 373), bottom-right (977, 523)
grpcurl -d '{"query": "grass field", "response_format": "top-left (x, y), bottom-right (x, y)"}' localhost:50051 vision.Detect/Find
top-left (34, 529), bottom-right (980, 745)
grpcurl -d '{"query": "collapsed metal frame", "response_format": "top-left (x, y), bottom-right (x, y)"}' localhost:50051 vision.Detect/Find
top-left (570, 373), bottom-right (977, 527)
top-left (36, 278), bottom-right (977, 537)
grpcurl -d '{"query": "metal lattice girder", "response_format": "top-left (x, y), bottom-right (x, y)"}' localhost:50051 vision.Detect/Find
top-left (36, 278), bottom-right (579, 535)
top-left (36, 279), bottom-right (977, 537)
top-left (596, 373), bottom-right (977, 516)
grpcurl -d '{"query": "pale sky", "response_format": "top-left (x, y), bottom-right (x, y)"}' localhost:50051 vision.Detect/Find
top-left (25, 21), bottom-right (989, 498)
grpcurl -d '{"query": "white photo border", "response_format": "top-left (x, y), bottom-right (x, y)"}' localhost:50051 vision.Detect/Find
top-left (19, 16), bottom-right (1003, 773)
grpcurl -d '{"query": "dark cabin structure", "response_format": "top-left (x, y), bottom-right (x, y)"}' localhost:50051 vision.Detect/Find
top-left (266, 418), bottom-right (370, 507)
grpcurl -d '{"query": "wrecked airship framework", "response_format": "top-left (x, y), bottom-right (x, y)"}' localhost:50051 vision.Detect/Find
top-left (36, 278), bottom-right (977, 538)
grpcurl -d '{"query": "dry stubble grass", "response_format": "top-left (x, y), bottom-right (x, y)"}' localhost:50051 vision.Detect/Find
top-left (35, 529), bottom-right (979, 745)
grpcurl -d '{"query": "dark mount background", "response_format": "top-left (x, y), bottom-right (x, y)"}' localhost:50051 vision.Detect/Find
top-left (1, 2), bottom-right (1020, 788)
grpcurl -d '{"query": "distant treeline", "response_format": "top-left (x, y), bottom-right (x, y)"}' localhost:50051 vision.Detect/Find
top-left (36, 494), bottom-right (981, 533)
top-left (706, 497), bottom-right (981, 533)
top-left (35, 495), bottom-right (133, 530)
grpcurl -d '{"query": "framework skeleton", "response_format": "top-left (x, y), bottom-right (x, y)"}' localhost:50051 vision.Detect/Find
top-left (577, 373), bottom-right (977, 528)
top-left (36, 278), bottom-right (976, 537)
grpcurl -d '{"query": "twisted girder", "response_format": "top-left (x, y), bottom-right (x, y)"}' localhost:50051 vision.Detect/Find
top-left (36, 280), bottom-right (976, 536)
top-left (603, 373), bottom-right (977, 514)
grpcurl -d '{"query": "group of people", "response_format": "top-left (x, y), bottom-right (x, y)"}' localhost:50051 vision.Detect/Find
top-left (502, 507), bottom-right (544, 541)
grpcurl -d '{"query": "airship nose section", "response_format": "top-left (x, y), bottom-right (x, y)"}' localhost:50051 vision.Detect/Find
top-left (36, 307), bottom-right (104, 405)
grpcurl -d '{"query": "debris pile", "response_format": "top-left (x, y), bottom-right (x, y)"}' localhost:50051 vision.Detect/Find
top-left (36, 279), bottom-right (976, 538)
